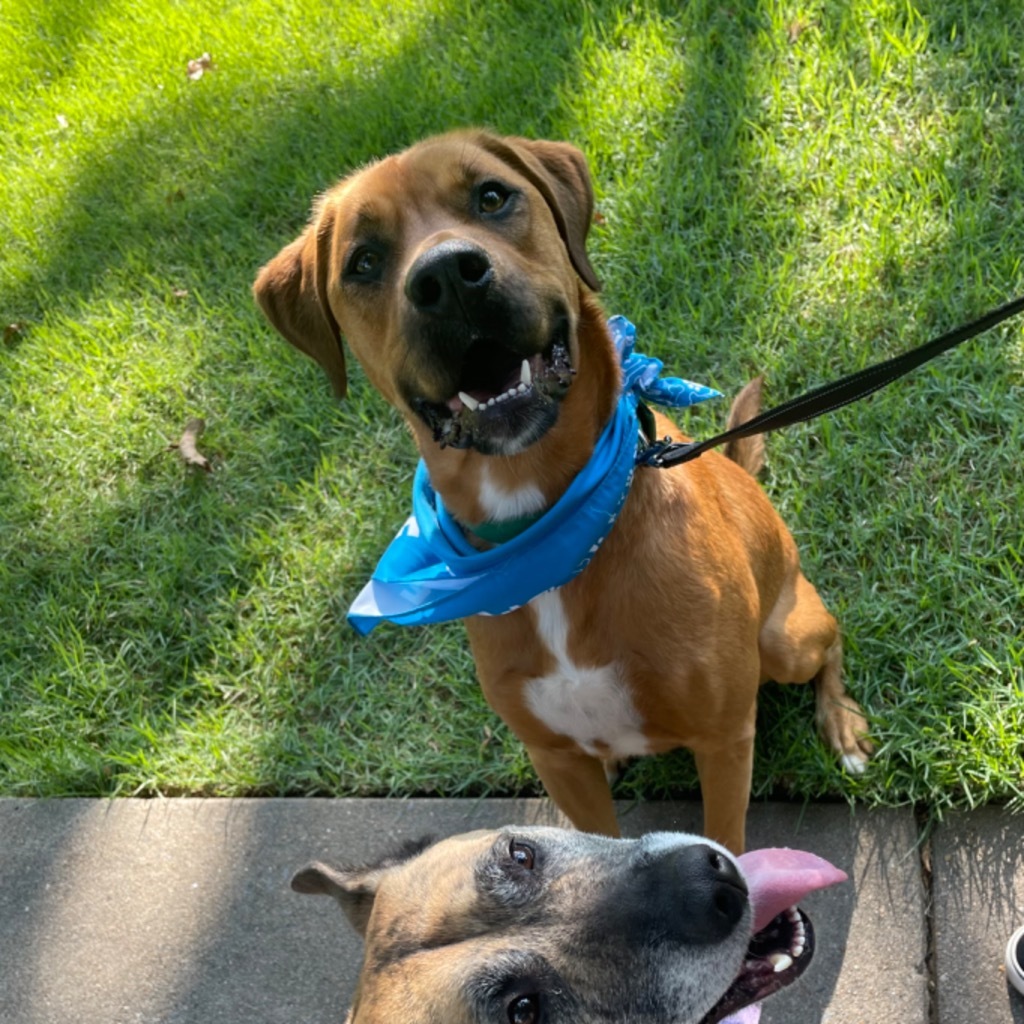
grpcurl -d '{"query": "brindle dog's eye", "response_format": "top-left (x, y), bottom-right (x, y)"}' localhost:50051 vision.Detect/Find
top-left (507, 994), bottom-right (540, 1024)
top-left (509, 839), bottom-right (535, 869)
top-left (479, 181), bottom-right (510, 214)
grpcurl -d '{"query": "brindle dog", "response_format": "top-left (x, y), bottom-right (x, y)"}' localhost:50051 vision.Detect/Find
top-left (293, 826), bottom-right (846, 1023)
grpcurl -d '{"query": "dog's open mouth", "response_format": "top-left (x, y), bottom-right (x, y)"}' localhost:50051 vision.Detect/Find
top-left (700, 847), bottom-right (846, 1023)
top-left (701, 905), bottom-right (815, 1023)
top-left (410, 320), bottom-right (574, 454)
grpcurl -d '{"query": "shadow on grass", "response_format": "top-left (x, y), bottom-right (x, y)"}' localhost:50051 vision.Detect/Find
top-left (0, 464), bottom-right (280, 792)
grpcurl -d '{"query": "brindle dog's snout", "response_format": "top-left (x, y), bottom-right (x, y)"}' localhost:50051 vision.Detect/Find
top-left (607, 842), bottom-right (748, 947)
top-left (666, 843), bottom-right (748, 942)
top-left (405, 239), bottom-right (494, 317)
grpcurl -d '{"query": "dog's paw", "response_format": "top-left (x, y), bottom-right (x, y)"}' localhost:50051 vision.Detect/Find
top-left (817, 698), bottom-right (873, 773)
top-left (840, 752), bottom-right (868, 775)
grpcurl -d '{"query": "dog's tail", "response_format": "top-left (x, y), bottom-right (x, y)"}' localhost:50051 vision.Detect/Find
top-left (722, 376), bottom-right (765, 477)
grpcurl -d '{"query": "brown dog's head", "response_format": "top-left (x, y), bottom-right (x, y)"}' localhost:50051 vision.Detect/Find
top-left (293, 827), bottom-right (846, 1024)
top-left (253, 131), bottom-right (601, 456)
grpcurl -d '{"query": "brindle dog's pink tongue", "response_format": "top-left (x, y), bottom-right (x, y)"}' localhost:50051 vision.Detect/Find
top-left (737, 849), bottom-right (847, 932)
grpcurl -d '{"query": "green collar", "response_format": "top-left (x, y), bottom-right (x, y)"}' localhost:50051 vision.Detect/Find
top-left (466, 511), bottom-right (547, 545)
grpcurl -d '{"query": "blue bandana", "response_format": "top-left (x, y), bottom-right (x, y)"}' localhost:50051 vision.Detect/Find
top-left (347, 317), bottom-right (720, 635)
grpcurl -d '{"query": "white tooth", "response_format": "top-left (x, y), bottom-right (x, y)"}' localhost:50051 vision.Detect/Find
top-left (517, 382), bottom-right (528, 393)
top-left (769, 953), bottom-right (793, 973)
top-left (458, 391), bottom-right (479, 411)
top-left (793, 941), bottom-right (805, 958)
top-left (485, 398), bottom-right (494, 408)
top-left (521, 359), bottom-right (532, 386)
top-left (496, 392), bottom-right (507, 403)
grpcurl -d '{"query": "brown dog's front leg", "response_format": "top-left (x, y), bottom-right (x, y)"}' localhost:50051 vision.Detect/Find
top-left (526, 745), bottom-right (621, 837)
top-left (694, 738), bottom-right (755, 855)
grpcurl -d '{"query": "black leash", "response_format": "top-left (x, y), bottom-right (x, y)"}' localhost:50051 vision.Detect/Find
top-left (637, 294), bottom-right (1024, 468)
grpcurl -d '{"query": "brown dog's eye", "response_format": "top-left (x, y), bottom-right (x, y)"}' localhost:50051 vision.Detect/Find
top-left (509, 839), bottom-right (535, 869)
top-left (507, 994), bottom-right (540, 1024)
top-left (479, 182), bottom-right (510, 214)
top-left (345, 244), bottom-right (385, 282)
top-left (352, 249), bottom-right (380, 276)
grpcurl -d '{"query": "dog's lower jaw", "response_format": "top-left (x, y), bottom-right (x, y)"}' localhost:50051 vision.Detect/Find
top-left (412, 386), bottom-right (565, 455)
top-left (410, 338), bottom-right (576, 454)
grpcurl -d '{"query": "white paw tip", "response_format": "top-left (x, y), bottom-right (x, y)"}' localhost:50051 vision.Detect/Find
top-left (841, 753), bottom-right (868, 775)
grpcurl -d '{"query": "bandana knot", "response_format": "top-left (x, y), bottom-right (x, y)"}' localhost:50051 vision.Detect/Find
top-left (611, 315), bottom-right (722, 409)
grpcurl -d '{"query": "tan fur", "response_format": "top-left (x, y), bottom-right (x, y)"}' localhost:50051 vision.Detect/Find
top-left (722, 375), bottom-right (766, 477)
top-left (254, 130), bottom-right (872, 854)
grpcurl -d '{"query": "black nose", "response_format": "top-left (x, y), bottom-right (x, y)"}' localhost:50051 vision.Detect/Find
top-left (405, 240), bottom-right (493, 316)
top-left (645, 843), bottom-right (748, 945)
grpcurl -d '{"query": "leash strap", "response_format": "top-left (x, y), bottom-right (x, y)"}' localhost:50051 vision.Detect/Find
top-left (637, 294), bottom-right (1024, 468)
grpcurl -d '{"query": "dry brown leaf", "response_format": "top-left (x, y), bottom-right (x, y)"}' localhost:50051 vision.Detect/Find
top-left (787, 18), bottom-right (810, 42)
top-left (172, 417), bottom-right (212, 472)
top-left (186, 53), bottom-right (215, 81)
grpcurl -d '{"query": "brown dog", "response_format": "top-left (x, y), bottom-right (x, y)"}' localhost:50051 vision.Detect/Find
top-left (292, 826), bottom-right (847, 1024)
top-left (254, 130), bottom-right (872, 853)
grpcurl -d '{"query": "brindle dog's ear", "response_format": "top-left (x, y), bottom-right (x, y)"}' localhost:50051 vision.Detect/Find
top-left (477, 134), bottom-right (602, 293)
top-left (291, 837), bottom-right (435, 937)
top-left (253, 206), bottom-right (348, 398)
top-left (291, 860), bottom-right (383, 936)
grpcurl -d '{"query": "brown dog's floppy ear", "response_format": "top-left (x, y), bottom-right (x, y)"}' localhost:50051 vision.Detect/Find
top-left (477, 134), bottom-right (601, 293)
top-left (253, 207), bottom-right (348, 398)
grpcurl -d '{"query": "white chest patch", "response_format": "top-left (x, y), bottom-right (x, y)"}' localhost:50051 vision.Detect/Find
top-left (524, 590), bottom-right (650, 760)
top-left (477, 466), bottom-right (546, 522)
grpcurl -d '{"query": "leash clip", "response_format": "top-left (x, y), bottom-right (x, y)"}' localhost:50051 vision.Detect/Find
top-left (636, 437), bottom-right (684, 467)
top-left (636, 437), bottom-right (705, 468)
top-left (633, 386), bottom-right (716, 468)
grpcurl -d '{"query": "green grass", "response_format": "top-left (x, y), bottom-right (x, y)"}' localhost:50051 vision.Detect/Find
top-left (2, 0), bottom-right (1022, 820)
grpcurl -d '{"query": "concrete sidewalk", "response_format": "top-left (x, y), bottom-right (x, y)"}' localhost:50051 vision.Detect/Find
top-left (0, 798), bottom-right (1021, 1024)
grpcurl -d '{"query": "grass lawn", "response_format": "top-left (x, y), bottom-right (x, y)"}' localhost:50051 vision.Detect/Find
top-left (2, 0), bottom-right (1022, 820)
